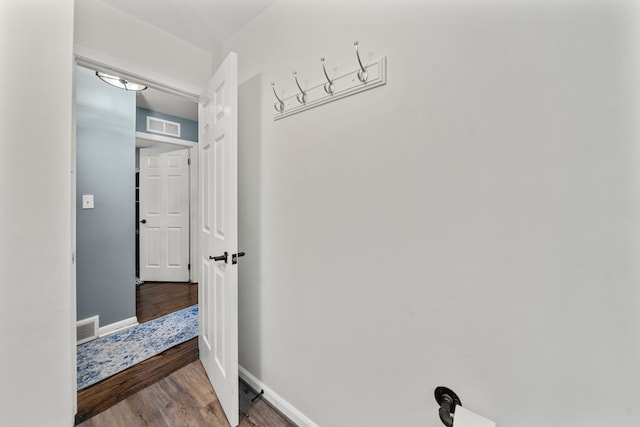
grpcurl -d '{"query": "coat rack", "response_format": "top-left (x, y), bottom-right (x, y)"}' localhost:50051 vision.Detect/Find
top-left (271, 41), bottom-right (387, 120)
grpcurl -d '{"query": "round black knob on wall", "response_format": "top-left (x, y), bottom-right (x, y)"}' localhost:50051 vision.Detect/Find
top-left (435, 386), bottom-right (462, 427)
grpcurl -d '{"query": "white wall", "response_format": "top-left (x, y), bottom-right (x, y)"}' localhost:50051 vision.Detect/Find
top-left (224, 1), bottom-right (640, 426)
top-left (74, 0), bottom-right (211, 90)
top-left (238, 75), bottom-right (264, 377)
top-left (0, 0), bottom-right (75, 425)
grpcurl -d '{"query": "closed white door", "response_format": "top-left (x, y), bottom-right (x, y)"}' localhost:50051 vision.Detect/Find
top-left (139, 148), bottom-right (190, 282)
top-left (199, 52), bottom-right (239, 426)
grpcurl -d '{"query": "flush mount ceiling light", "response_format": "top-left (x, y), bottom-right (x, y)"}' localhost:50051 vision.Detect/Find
top-left (95, 71), bottom-right (147, 91)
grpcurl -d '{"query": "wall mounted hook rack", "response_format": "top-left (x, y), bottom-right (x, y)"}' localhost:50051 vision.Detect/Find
top-left (271, 40), bottom-right (387, 120)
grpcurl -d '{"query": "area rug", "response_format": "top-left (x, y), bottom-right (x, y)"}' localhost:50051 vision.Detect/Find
top-left (77, 304), bottom-right (198, 390)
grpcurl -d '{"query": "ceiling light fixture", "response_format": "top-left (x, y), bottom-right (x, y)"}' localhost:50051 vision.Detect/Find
top-left (96, 71), bottom-right (147, 91)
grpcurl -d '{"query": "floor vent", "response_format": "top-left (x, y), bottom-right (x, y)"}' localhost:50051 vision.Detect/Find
top-left (77, 316), bottom-right (99, 345)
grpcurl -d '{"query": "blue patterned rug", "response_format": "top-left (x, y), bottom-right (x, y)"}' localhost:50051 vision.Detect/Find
top-left (77, 305), bottom-right (198, 390)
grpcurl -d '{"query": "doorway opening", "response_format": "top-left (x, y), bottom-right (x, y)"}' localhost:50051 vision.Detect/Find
top-left (135, 85), bottom-right (199, 285)
top-left (75, 64), bottom-right (202, 422)
top-left (75, 63), bottom-right (200, 336)
top-left (74, 51), bottom-right (242, 426)
top-left (134, 87), bottom-right (200, 339)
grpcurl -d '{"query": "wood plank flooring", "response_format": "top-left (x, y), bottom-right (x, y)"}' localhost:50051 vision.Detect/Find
top-left (76, 338), bottom-right (199, 424)
top-left (76, 282), bottom-right (198, 424)
top-left (77, 281), bottom-right (294, 426)
top-left (136, 281), bottom-right (198, 323)
top-left (239, 380), bottom-right (296, 427)
top-left (78, 361), bottom-right (296, 427)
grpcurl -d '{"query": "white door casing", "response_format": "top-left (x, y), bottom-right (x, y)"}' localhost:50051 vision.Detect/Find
top-left (199, 52), bottom-right (239, 426)
top-left (139, 148), bottom-right (190, 282)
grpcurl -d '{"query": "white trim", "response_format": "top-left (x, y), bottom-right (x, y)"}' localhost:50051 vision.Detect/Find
top-left (136, 131), bottom-right (197, 147)
top-left (98, 316), bottom-right (139, 338)
top-left (74, 44), bottom-right (200, 100)
top-left (239, 365), bottom-right (319, 427)
top-left (71, 59), bottom-right (78, 415)
top-left (189, 146), bottom-right (199, 283)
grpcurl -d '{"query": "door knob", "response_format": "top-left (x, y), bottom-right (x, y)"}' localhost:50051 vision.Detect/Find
top-left (140, 219), bottom-right (147, 224)
top-left (209, 252), bottom-right (228, 263)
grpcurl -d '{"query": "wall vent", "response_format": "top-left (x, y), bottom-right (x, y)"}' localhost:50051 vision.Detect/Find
top-left (77, 316), bottom-right (99, 345)
top-left (146, 116), bottom-right (181, 138)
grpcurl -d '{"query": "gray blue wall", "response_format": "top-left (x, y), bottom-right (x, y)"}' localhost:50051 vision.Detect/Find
top-left (136, 107), bottom-right (198, 142)
top-left (76, 65), bottom-right (136, 326)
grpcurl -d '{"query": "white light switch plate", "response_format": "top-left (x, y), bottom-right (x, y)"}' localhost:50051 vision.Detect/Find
top-left (82, 194), bottom-right (94, 209)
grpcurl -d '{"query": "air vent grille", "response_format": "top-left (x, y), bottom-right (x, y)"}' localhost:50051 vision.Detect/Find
top-left (77, 316), bottom-right (99, 345)
top-left (147, 116), bottom-right (181, 138)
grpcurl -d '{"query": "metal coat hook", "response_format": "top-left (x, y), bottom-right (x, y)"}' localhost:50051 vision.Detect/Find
top-left (271, 82), bottom-right (285, 113)
top-left (320, 57), bottom-right (335, 95)
top-left (293, 71), bottom-right (307, 105)
top-left (353, 40), bottom-right (368, 83)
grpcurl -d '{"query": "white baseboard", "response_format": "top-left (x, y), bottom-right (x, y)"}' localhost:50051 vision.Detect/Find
top-left (98, 316), bottom-right (138, 337)
top-left (239, 365), bottom-right (319, 427)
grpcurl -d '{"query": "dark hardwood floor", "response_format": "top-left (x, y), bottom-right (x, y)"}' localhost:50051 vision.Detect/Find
top-left (76, 281), bottom-right (293, 426)
top-left (76, 281), bottom-right (198, 424)
top-left (78, 361), bottom-right (296, 427)
top-left (137, 281), bottom-right (198, 323)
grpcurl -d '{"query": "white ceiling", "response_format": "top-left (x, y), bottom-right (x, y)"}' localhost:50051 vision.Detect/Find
top-left (101, 0), bottom-right (277, 53)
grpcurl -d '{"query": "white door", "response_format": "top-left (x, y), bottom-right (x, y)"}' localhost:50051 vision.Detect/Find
top-left (139, 148), bottom-right (190, 282)
top-left (199, 52), bottom-right (239, 426)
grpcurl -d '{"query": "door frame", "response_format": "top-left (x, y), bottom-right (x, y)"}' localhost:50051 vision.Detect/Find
top-left (72, 47), bottom-right (205, 408)
top-left (136, 133), bottom-right (199, 283)
top-left (138, 145), bottom-right (191, 283)
top-left (75, 45), bottom-right (202, 100)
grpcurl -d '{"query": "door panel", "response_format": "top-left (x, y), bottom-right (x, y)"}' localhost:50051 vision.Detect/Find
top-left (147, 228), bottom-right (161, 266)
top-left (198, 52), bottom-right (239, 427)
top-left (167, 228), bottom-right (183, 266)
top-left (139, 148), bottom-right (190, 282)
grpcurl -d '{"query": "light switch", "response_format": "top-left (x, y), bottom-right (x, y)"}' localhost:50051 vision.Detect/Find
top-left (82, 194), bottom-right (94, 209)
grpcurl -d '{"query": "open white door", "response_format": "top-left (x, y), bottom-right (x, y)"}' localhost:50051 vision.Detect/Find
top-left (139, 148), bottom-right (190, 282)
top-left (198, 52), bottom-right (239, 426)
